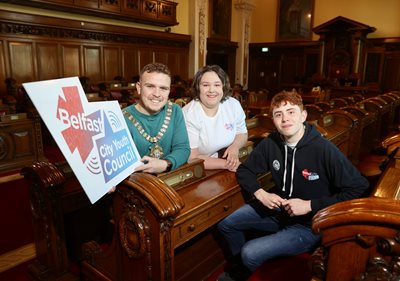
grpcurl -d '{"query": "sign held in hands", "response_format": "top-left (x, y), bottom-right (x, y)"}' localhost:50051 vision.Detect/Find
top-left (24, 77), bottom-right (142, 203)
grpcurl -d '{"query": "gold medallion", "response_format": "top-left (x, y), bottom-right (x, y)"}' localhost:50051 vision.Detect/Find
top-left (123, 101), bottom-right (172, 159)
top-left (149, 143), bottom-right (164, 159)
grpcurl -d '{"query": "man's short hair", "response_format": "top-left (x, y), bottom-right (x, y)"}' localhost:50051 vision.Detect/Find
top-left (140, 63), bottom-right (171, 79)
top-left (270, 90), bottom-right (304, 115)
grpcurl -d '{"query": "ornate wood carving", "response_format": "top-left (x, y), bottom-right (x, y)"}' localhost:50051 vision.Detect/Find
top-left (0, 22), bottom-right (188, 48)
top-left (118, 189), bottom-right (151, 259)
top-left (7, 0), bottom-right (178, 27)
top-left (312, 165), bottom-right (400, 281)
top-left (0, 118), bottom-right (45, 173)
top-left (353, 233), bottom-right (400, 280)
top-left (0, 10), bottom-right (190, 95)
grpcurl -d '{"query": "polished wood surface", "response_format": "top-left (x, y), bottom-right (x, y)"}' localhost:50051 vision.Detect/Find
top-left (0, 116), bottom-right (44, 173)
top-left (80, 165), bottom-right (246, 281)
top-left (311, 149), bottom-right (400, 281)
top-left (23, 159), bottom-right (258, 281)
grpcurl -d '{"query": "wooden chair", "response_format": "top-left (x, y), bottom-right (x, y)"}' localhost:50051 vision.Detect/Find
top-left (341, 105), bottom-right (376, 164)
top-left (352, 93), bottom-right (365, 102)
top-left (314, 101), bottom-right (333, 112)
top-left (357, 133), bottom-right (400, 187)
top-left (246, 115), bottom-right (274, 146)
top-left (305, 104), bottom-right (324, 122)
top-left (330, 98), bottom-right (348, 109)
top-left (246, 90), bottom-right (270, 118)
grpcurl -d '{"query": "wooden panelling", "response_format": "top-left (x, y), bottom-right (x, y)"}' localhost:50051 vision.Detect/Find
top-left (167, 51), bottom-right (179, 77)
top-left (83, 46), bottom-right (102, 81)
top-left (103, 46), bottom-right (121, 81)
top-left (382, 55), bottom-right (400, 91)
top-left (154, 49), bottom-right (168, 66)
top-left (8, 41), bottom-right (35, 82)
top-left (121, 47), bottom-right (139, 80)
top-left (139, 47), bottom-right (154, 70)
top-left (0, 10), bottom-right (190, 96)
top-left (61, 44), bottom-right (82, 78)
top-left (36, 43), bottom-right (60, 81)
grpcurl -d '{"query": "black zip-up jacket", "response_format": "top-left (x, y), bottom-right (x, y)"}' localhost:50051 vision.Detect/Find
top-left (237, 122), bottom-right (369, 224)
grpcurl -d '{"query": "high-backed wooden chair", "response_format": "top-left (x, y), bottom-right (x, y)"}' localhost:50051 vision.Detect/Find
top-left (246, 90), bottom-right (269, 118)
top-left (380, 93), bottom-right (400, 130)
top-left (341, 105), bottom-right (376, 164)
top-left (314, 101), bottom-right (333, 112)
top-left (330, 98), bottom-right (348, 109)
top-left (305, 104), bottom-right (324, 122)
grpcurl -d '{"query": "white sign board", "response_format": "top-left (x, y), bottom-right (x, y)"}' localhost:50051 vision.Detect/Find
top-left (23, 77), bottom-right (142, 203)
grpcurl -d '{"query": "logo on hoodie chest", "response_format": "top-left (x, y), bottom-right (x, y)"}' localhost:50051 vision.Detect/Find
top-left (273, 160), bottom-right (280, 171)
top-left (302, 169), bottom-right (319, 181)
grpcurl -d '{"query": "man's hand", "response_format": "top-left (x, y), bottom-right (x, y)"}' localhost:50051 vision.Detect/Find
top-left (134, 156), bottom-right (169, 174)
top-left (254, 188), bottom-right (285, 209)
top-left (281, 198), bottom-right (311, 217)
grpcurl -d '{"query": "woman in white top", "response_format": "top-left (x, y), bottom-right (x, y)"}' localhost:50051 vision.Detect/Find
top-left (182, 65), bottom-right (248, 171)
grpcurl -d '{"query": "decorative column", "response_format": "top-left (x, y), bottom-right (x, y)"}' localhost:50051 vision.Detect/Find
top-left (188, 0), bottom-right (208, 77)
top-left (351, 31), bottom-right (364, 85)
top-left (234, 0), bottom-right (254, 88)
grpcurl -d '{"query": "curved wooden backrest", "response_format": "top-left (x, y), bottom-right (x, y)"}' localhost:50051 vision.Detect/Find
top-left (311, 149), bottom-right (400, 281)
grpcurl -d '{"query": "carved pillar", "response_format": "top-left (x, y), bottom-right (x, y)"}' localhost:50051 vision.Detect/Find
top-left (188, 0), bottom-right (208, 76)
top-left (351, 31), bottom-right (364, 85)
top-left (234, 0), bottom-right (255, 88)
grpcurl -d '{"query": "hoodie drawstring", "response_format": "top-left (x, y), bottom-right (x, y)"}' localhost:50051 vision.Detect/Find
top-left (282, 145), bottom-right (288, 193)
top-left (289, 148), bottom-right (297, 197)
top-left (282, 144), bottom-right (297, 197)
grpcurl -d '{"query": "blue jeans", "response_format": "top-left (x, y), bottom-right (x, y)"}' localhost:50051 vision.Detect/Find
top-left (217, 202), bottom-right (321, 272)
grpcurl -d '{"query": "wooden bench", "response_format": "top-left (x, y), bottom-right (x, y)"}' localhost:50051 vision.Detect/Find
top-left (361, 97), bottom-right (393, 147)
top-left (246, 115), bottom-right (274, 146)
top-left (341, 105), bottom-right (376, 164)
top-left (310, 148), bottom-right (400, 281)
top-left (380, 92), bottom-right (400, 131)
top-left (246, 109), bottom-right (355, 158)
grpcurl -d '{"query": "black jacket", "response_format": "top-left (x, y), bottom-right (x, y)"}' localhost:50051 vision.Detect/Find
top-left (237, 122), bottom-right (369, 223)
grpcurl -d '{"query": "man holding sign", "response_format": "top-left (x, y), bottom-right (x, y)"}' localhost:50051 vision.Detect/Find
top-left (123, 63), bottom-right (190, 174)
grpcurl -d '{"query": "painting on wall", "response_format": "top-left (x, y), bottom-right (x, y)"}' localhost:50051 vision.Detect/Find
top-left (209, 0), bottom-right (232, 40)
top-left (276, 0), bottom-right (314, 41)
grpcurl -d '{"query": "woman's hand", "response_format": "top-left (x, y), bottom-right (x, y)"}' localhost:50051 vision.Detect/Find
top-left (222, 145), bottom-right (240, 171)
top-left (225, 159), bottom-right (241, 172)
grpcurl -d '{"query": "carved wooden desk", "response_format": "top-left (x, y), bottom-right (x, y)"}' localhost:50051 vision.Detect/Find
top-left (81, 165), bottom-right (275, 281)
top-left (24, 144), bottom-right (273, 281)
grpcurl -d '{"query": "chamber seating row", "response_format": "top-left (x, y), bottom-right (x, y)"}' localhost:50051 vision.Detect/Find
top-left (247, 91), bottom-right (400, 167)
top-left (22, 91), bottom-right (399, 281)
